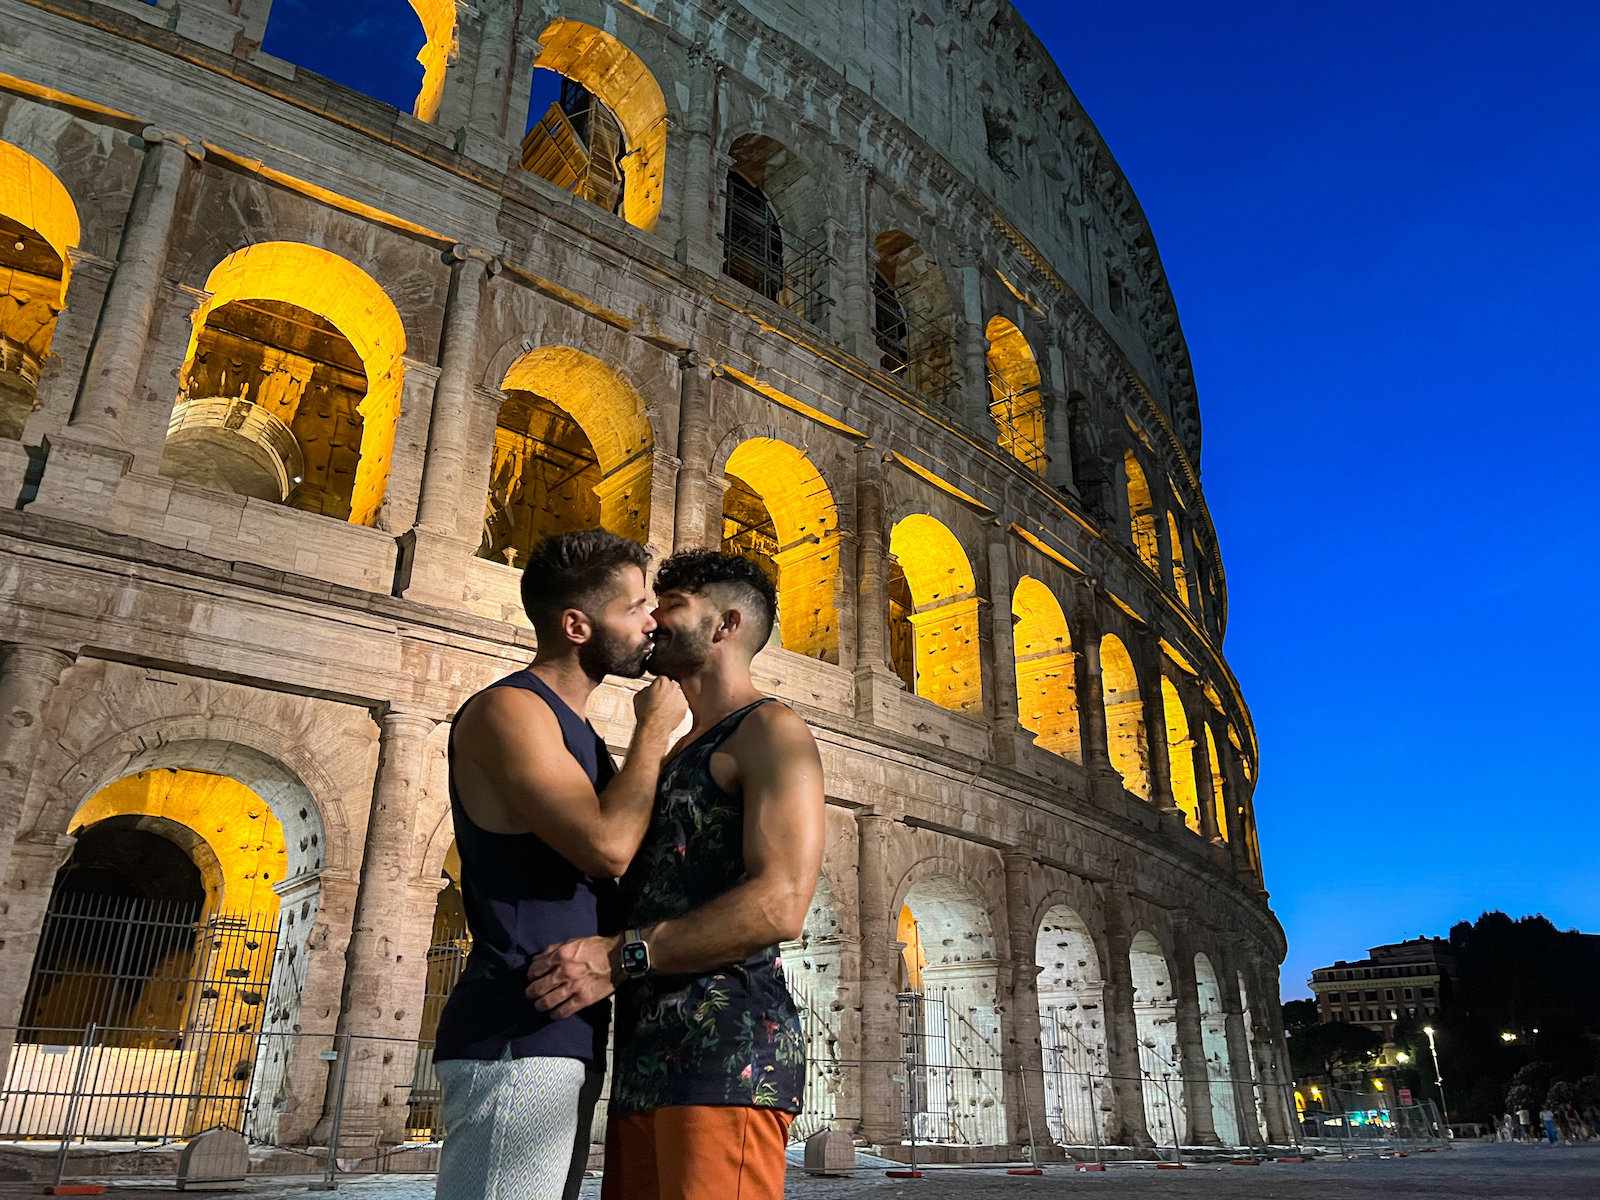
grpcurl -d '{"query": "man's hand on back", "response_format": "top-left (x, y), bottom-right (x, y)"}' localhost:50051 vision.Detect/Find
top-left (526, 934), bottom-right (622, 1020)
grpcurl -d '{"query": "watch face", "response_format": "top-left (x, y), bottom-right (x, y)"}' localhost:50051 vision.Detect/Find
top-left (622, 941), bottom-right (648, 975)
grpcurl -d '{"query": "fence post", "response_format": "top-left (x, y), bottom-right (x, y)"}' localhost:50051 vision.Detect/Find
top-left (1162, 1073), bottom-right (1181, 1163)
top-left (310, 1033), bottom-right (352, 1192)
top-left (50, 1023), bottom-right (97, 1193)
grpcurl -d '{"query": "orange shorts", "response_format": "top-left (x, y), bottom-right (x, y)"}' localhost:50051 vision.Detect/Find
top-left (600, 1106), bottom-right (794, 1200)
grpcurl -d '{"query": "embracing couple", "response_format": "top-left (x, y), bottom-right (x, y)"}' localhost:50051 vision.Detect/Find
top-left (430, 530), bottom-right (825, 1200)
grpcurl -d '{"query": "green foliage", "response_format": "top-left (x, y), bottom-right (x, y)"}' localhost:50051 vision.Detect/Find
top-left (1281, 997), bottom-right (1318, 1034)
top-left (1288, 1020), bottom-right (1382, 1080)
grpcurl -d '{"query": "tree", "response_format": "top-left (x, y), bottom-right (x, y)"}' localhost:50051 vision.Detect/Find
top-left (1287, 1021), bottom-right (1382, 1105)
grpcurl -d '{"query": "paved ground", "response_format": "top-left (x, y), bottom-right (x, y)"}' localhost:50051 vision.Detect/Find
top-left (5, 1141), bottom-right (1596, 1198)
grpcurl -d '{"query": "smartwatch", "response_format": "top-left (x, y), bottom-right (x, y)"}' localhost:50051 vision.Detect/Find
top-left (620, 927), bottom-right (652, 979)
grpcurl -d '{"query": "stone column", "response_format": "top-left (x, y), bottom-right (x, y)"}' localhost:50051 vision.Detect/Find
top-left (32, 129), bottom-right (202, 520)
top-left (1251, 973), bottom-right (1295, 1145)
top-left (401, 247), bottom-right (496, 605)
top-left (456, 3), bottom-right (520, 169)
top-left (1101, 898), bottom-right (1155, 1147)
top-left (0, 644), bottom-right (75, 886)
top-left (1067, 585), bottom-right (1124, 804)
top-left (836, 155), bottom-right (873, 361)
top-left (1220, 969), bottom-right (1266, 1147)
top-left (672, 354), bottom-right (714, 551)
top-left (1042, 343), bottom-right (1076, 493)
top-left (985, 524), bottom-right (1021, 764)
top-left (853, 445), bottom-right (902, 720)
top-left (677, 47), bottom-right (723, 275)
top-left (317, 710), bottom-right (438, 1146)
top-left (856, 811), bottom-right (900, 1144)
top-left (1169, 924), bottom-right (1220, 1145)
top-left (0, 835), bottom-right (75, 1087)
top-left (1002, 852), bottom-right (1048, 1148)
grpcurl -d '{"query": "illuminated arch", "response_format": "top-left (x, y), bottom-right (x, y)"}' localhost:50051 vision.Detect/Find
top-left (888, 514), bottom-right (982, 714)
top-left (1036, 903), bottom-right (1107, 1146)
top-left (488, 345), bottom-right (655, 557)
top-left (984, 316), bottom-right (1045, 474)
top-left (533, 19), bottom-right (667, 231)
top-left (1124, 451), bottom-right (1159, 572)
top-left (178, 242), bottom-right (406, 526)
top-left (1099, 633), bottom-right (1149, 799)
top-left (1129, 930), bottom-right (1186, 1146)
top-left (405, 0), bottom-right (457, 123)
top-left (1160, 677), bottom-right (1201, 834)
top-left (0, 141), bottom-right (79, 440)
top-left (1204, 723), bottom-right (1229, 841)
top-left (721, 436), bottom-right (840, 661)
top-left (1012, 575), bottom-right (1079, 761)
top-left (1167, 511), bottom-right (1190, 607)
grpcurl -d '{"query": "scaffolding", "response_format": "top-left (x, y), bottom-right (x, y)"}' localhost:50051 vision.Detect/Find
top-left (874, 277), bottom-right (958, 410)
top-left (520, 80), bottom-right (625, 216)
top-left (722, 173), bottom-right (834, 328)
top-left (989, 378), bottom-right (1048, 474)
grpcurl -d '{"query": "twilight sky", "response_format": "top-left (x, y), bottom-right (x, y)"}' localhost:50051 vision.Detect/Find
top-left (261, 3), bottom-right (1600, 997)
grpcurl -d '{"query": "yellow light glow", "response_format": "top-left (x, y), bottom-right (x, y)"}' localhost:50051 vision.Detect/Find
top-left (1167, 510), bottom-right (1191, 608)
top-left (534, 19), bottom-right (668, 231)
top-left (889, 514), bottom-right (983, 714)
top-left (1161, 676), bottom-right (1201, 833)
top-left (1204, 723), bottom-right (1228, 841)
top-left (717, 365), bottom-right (868, 439)
top-left (1124, 451), bottom-right (1159, 572)
top-left (888, 451), bottom-right (993, 514)
top-left (1012, 575), bottom-right (1080, 762)
top-left (1008, 523), bottom-right (1086, 574)
top-left (185, 243), bottom-right (407, 527)
top-left (724, 437), bottom-right (840, 662)
top-left (984, 315), bottom-right (1046, 475)
top-left (406, 0), bottom-right (458, 123)
top-left (0, 139), bottom-right (79, 303)
top-left (1100, 632), bottom-right (1150, 799)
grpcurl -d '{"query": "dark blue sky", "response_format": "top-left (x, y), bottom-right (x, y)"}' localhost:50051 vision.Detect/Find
top-left (261, 4), bottom-right (1600, 997)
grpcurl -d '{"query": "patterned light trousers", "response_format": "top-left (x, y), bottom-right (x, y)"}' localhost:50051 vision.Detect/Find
top-left (434, 1054), bottom-right (602, 1200)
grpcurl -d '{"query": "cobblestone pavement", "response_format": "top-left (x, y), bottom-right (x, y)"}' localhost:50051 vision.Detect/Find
top-left (5, 1141), bottom-right (1595, 1198)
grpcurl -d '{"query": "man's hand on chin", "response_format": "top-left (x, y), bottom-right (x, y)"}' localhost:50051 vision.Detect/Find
top-left (526, 935), bottom-right (622, 1020)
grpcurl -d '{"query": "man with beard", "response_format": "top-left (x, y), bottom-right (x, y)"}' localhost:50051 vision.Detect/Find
top-left (528, 550), bottom-right (824, 1200)
top-left (433, 530), bottom-right (686, 1200)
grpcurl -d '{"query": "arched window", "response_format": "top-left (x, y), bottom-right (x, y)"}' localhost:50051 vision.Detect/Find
top-left (984, 316), bottom-right (1046, 474)
top-left (164, 243), bottom-right (406, 527)
top-left (0, 141), bottom-right (78, 442)
top-left (1012, 576), bottom-right (1079, 761)
top-left (1167, 511), bottom-right (1191, 607)
top-left (874, 231), bottom-right (955, 408)
top-left (887, 515), bottom-right (982, 713)
top-left (1161, 677), bottom-right (1201, 833)
top-left (720, 135), bottom-right (829, 324)
top-left (1124, 451), bottom-right (1159, 572)
top-left (1129, 932), bottom-right (1186, 1146)
top-left (720, 438), bottom-right (840, 661)
top-left (521, 20), bottom-right (668, 231)
top-left (724, 168), bottom-right (784, 301)
top-left (484, 346), bottom-right (655, 565)
top-left (1036, 905), bottom-right (1107, 1146)
top-left (1100, 633), bottom-right (1149, 799)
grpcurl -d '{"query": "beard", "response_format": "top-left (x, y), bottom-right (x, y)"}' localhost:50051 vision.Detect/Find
top-left (643, 616), bottom-right (715, 680)
top-left (577, 625), bottom-right (651, 681)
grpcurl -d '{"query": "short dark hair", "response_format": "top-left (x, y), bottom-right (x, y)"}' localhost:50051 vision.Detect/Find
top-left (654, 549), bottom-right (778, 649)
top-left (520, 529), bottom-right (650, 638)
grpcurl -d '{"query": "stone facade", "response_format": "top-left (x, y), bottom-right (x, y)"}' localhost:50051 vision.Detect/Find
top-left (0, 0), bottom-right (1292, 1153)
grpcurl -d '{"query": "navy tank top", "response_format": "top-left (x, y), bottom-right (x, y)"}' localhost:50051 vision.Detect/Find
top-left (433, 668), bottom-right (617, 1064)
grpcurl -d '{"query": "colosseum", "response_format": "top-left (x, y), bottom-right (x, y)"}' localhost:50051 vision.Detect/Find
top-left (0, 0), bottom-right (1293, 1165)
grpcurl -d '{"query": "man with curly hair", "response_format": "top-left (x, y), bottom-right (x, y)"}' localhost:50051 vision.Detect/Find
top-left (528, 549), bottom-right (824, 1199)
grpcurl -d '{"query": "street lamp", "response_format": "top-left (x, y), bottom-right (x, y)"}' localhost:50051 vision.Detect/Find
top-left (1395, 1051), bottom-right (1411, 1064)
top-left (1500, 1031), bottom-right (1518, 1043)
top-left (1423, 1025), bottom-right (1451, 1133)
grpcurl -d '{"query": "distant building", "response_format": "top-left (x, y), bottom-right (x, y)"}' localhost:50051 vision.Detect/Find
top-left (1308, 938), bottom-right (1456, 1041)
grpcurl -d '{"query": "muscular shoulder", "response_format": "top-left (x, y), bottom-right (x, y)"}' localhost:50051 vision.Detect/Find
top-left (727, 700), bottom-right (818, 763)
top-left (455, 685), bottom-right (560, 762)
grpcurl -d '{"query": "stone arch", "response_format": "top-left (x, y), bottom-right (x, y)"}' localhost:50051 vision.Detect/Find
top-left (887, 513), bottom-right (982, 714)
top-left (895, 860), bottom-right (1007, 1146)
top-left (529, 18), bottom-right (667, 231)
top-left (873, 229), bottom-right (956, 408)
top-left (1124, 450), bottom-right (1159, 572)
top-left (1129, 929), bottom-right (1186, 1147)
top-left (1193, 951), bottom-right (1240, 1145)
top-left (483, 344), bottom-right (656, 559)
top-left (984, 315), bottom-right (1045, 475)
top-left (168, 242), bottom-right (407, 527)
top-left (1167, 511), bottom-right (1191, 607)
top-left (721, 132), bottom-right (825, 318)
top-left (1160, 677), bottom-right (1201, 834)
top-left (1011, 575), bottom-right (1079, 761)
top-left (1036, 902), bottom-right (1109, 1146)
top-left (1099, 633), bottom-right (1150, 800)
top-left (0, 139), bottom-right (80, 440)
top-left (779, 869), bottom-right (846, 1131)
top-left (717, 434), bottom-right (841, 661)
top-left (1236, 968), bottom-right (1268, 1140)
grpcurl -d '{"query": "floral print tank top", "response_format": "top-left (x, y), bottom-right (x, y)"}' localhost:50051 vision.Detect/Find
top-left (610, 698), bottom-right (806, 1114)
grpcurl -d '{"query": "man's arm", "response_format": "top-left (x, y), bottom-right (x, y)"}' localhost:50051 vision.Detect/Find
top-left (528, 702), bottom-right (824, 1018)
top-left (456, 678), bottom-right (684, 879)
